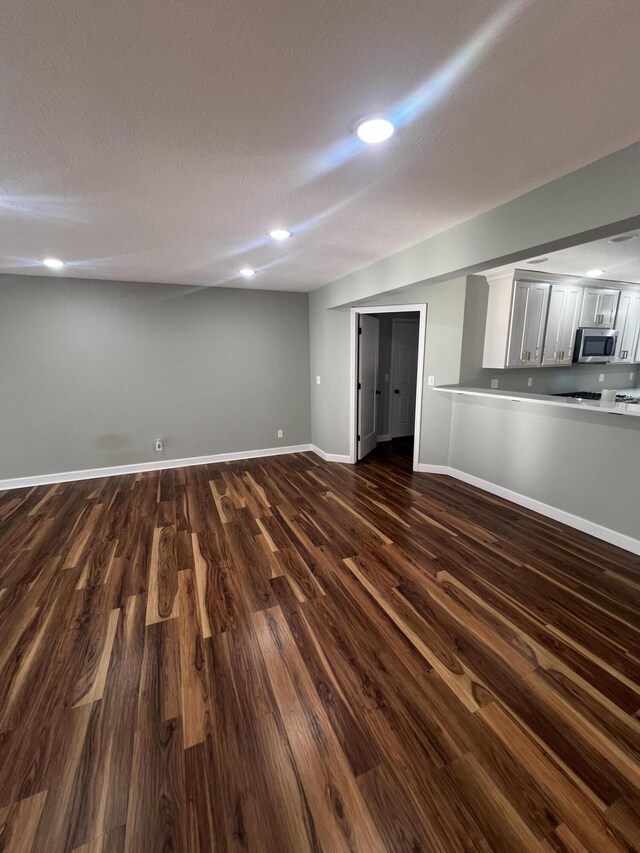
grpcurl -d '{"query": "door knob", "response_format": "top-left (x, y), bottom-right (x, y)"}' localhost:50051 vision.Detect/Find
top-left (394, 389), bottom-right (400, 394)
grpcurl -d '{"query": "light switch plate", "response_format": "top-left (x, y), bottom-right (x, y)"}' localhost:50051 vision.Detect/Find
top-left (427, 375), bottom-right (435, 386)
top-left (316, 376), bottom-right (321, 384)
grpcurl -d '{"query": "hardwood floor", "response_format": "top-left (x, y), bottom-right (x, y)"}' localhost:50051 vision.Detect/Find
top-left (1, 442), bottom-right (639, 852)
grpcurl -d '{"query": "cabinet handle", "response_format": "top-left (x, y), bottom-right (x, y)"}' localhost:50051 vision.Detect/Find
top-left (561, 350), bottom-right (565, 360)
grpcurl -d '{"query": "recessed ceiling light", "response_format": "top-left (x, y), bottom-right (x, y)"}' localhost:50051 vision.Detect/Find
top-left (268, 228), bottom-right (292, 241)
top-left (239, 267), bottom-right (256, 278)
top-left (586, 269), bottom-right (604, 277)
top-left (42, 257), bottom-right (65, 270)
top-left (527, 257), bottom-right (549, 264)
top-left (355, 116), bottom-right (395, 145)
top-left (608, 234), bottom-right (638, 243)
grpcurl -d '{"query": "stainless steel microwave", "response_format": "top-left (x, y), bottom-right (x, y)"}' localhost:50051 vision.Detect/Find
top-left (573, 327), bottom-right (619, 363)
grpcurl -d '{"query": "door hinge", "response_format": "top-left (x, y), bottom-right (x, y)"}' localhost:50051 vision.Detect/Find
top-left (357, 434), bottom-right (361, 441)
top-left (358, 326), bottom-right (362, 335)
top-left (358, 382), bottom-right (362, 390)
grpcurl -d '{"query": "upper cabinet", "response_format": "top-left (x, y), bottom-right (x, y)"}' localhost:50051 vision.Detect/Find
top-left (542, 284), bottom-right (584, 366)
top-left (483, 271), bottom-right (551, 368)
top-left (482, 270), bottom-right (640, 369)
top-left (578, 287), bottom-right (620, 328)
top-left (506, 280), bottom-right (551, 368)
top-left (614, 292), bottom-right (640, 362)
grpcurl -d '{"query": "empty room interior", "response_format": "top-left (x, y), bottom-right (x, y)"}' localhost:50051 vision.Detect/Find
top-left (2, 1), bottom-right (640, 851)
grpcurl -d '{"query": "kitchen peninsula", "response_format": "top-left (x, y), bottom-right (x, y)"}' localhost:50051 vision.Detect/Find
top-left (435, 385), bottom-right (640, 418)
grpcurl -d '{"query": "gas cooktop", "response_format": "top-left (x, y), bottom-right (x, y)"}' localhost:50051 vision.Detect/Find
top-left (554, 391), bottom-right (640, 403)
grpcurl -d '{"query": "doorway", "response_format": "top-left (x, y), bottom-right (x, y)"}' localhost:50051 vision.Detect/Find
top-left (349, 304), bottom-right (426, 471)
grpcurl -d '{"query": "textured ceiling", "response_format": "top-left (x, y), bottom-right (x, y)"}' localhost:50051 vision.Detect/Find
top-left (2, 0), bottom-right (640, 291)
top-left (490, 228), bottom-right (640, 285)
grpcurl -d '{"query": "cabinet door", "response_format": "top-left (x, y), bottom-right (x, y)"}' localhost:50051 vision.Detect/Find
top-left (507, 281), bottom-right (550, 367)
top-left (579, 287), bottom-right (620, 327)
top-left (614, 292), bottom-right (640, 362)
top-left (542, 285), bottom-right (583, 366)
top-left (597, 289), bottom-right (620, 328)
top-left (579, 288), bottom-right (601, 326)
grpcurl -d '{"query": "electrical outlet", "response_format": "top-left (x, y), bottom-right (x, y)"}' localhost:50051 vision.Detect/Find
top-left (527, 377), bottom-right (533, 387)
top-left (154, 439), bottom-right (163, 452)
top-left (598, 373), bottom-right (605, 383)
top-left (384, 373), bottom-right (389, 382)
top-left (277, 429), bottom-right (283, 438)
top-left (316, 375), bottom-right (321, 385)
top-left (427, 375), bottom-right (435, 386)
top-left (491, 379), bottom-right (499, 389)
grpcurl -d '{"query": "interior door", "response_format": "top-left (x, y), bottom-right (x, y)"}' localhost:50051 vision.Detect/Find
top-left (390, 318), bottom-right (419, 438)
top-left (357, 315), bottom-right (379, 460)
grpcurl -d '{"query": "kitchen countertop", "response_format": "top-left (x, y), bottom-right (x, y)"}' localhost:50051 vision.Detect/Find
top-left (435, 385), bottom-right (640, 418)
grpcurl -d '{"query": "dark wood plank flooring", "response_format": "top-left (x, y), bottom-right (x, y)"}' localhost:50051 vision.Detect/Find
top-left (1, 441), bottom-right (639, 852)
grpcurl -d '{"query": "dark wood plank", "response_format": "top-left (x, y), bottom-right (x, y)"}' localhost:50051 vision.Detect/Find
top-left (0, 438), bottom-right (638, 850)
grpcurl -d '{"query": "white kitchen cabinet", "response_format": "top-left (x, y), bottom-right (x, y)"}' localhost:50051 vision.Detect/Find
top-left (614, 291), bottom-right (640, 362)
top-left (482, 270), bottom-right (639, 370)
top-left (506, 280), bottom-right (551, 368)
top-left (542, 284), bottom-right (584, 366)
top-left (483, 271), bottom-right (551, 369)
top-left (579, 287), bottom-right (620, 328)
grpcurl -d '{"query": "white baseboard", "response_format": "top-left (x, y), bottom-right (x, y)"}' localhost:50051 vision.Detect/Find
top-left (0, 444), bottom-right (313, 491)
top-left (7, 446), bottom-right (636, 556)
top-left (376, 434), bottom-right (392, 442)
top-left (419, 465), bottom-right (640, 557)
top-left (310, 445), bottom-right (353, 464)
top-left (417, 463), bottom-right (450, 475)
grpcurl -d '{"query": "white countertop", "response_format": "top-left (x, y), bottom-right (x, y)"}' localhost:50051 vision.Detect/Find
top-left (435, 385), bottom-right (640, 418)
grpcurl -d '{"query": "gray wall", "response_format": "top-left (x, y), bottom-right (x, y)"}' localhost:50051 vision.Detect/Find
top-left (1, 275), bottom-right (311, 480)
top-left (308, 142), bottom-right (640, 542)
top-left (310, 143), bottom-right (640, 464)
top-left (448, 396), bottom-right (640, 541)
top-left (360, 282), bottom-right (466, 465)
top-left (310, 278), bottom-right (467, 463)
